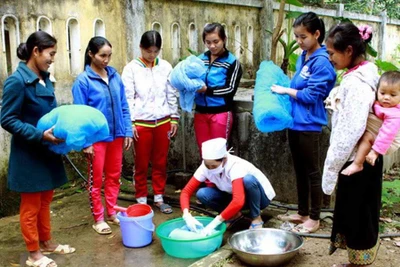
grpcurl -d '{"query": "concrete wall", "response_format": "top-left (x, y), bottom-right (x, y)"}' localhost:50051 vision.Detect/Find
top-left (0, 0), bottom-right (128, 103)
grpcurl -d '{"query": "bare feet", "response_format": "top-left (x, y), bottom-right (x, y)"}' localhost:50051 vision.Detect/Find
top-left (292, 219), bottom-right (320, 233)
top-left (277, 213), bottom-right (309, 224)
top-left (341, 162), bottom-right (363, 176)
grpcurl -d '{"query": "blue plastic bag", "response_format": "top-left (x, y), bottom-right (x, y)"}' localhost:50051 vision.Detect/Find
top-left (37, 105), bottom-right (109, 154)
top-left (170, 55), bottom-right (206, 112)
top-left (253, 61), bottom-right (293, 133)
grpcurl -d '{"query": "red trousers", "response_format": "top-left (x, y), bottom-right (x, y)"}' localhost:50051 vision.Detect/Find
top-left (194, 112), bottom-right (233, 157)
top-left (89, 138), bottom-right (123, 222)
top-left (194, 112), bottom-right (233, 187)
top-left (20, 190), bottom-right (54, 251)
top-left (134, 122), bottom-right (170, 198)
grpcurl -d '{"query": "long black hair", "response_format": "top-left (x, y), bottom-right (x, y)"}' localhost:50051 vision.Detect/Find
top-left (140, 30), bottom-right (162, 49)
top-left (17, 31), bottom-right (57, 61)
top-left (293, 12), bottom-right (325, 44)
top-left (84, 36), bottom-right (112, 66)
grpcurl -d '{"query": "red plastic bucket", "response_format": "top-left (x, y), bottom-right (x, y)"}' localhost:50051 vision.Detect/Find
top-left (114, 204), bottom-right (152, 217)
top-left (116, 204), bottom-right (155, 248)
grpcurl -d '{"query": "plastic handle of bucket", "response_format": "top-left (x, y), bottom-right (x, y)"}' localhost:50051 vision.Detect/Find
top-left (133, 220), bottom-right (155, 232)
top-left (114, 205), bottom-right (128, 212)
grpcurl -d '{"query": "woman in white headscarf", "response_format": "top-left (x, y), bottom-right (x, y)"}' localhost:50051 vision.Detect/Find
top-left (180, 138), bottom-right (276, 235)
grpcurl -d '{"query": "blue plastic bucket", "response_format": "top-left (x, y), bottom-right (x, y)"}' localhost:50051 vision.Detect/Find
top-left (117, 204), bottom-right (155, 248)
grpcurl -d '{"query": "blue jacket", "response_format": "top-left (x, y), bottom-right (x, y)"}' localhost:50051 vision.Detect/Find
top-left (290, 46), bottom-right (336, 131)
top-left (72, 65), bottom-right (133, 142)
top-left (1, 62), bottom-right (67, 192)
top-left (195, 50), bottom-right (242, 114)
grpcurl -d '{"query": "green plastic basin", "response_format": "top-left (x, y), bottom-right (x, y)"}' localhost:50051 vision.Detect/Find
top-left (155, 216), bottom-right (226, 259)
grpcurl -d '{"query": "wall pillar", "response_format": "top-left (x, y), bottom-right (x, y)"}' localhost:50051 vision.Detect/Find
top-left (260, 0), bottom-right (273, 61)
top-left (379, 11), bottom-right (387, 60)
top-left (127, 0), bottom-right (145, 60)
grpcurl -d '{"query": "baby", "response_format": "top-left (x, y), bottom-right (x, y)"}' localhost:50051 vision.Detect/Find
top-left (342, 70), bottom-right (400, 175)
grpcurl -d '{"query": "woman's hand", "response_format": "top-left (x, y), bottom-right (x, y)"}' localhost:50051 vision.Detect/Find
top-left (271, 85), bottom-right (288, 94)
top-left (42, 126), bottom-right (64, 145)
top-left (271, 85), bottom-right (298, 99)
top-left (196, 85), bottom-right (207, 93)
top-left (170, 124), bottom-right (178, 138)
top-left (83, 145), bottom-right (94, 161)
top-left (132, 125), bottom-right (139, 141)
top-left (124, 137), bottom-right (133, 150)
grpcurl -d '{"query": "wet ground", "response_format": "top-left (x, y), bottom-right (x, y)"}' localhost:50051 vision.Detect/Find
top-left (1, 182), bottom-right (399, 267)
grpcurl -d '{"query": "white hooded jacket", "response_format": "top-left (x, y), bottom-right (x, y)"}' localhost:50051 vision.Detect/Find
top-left (322, 62), bottom-right (379, 195)
top-left (121, 58), bottom-right (179, 123)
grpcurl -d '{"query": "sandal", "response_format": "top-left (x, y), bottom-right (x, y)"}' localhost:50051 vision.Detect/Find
top-left (107, 216), bottom-right (120, 225)
top-left (41, 244), bottom-right (76, 255)
top-left (249, 221), bottom-right (264, 229)
top-left (225, 214), bottom-right (244, 229)
top-left (155, 203), bottom-right (173, 214)
top-left (26, 256), bottom-right (57, 267)
top-left (92, 221), bottom-right (112, 235)
top-left (277, 213), bottom-right (306, 224)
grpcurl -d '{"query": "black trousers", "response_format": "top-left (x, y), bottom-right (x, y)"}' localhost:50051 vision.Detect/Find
top-left (288, 130), bottom-right (322, 220)
top-left (329, 157), bottom-right (383, 264)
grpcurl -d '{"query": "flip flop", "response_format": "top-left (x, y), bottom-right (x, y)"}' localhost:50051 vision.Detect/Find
top-left (41, 244), bottom-right (76, 255)
top-left (92, 221), bottom-right (112, 235)
top-left (249, 221), bottom-right (264, 229)
top-left (277, 214), bottom-right (305, 224)
top-left (26, 256), bottom-right (57, 267)
top-left (156, 203), bottom-right (173, 214)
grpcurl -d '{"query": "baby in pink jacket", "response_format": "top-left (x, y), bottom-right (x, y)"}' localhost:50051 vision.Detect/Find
top-left (342, 71), bottom-right (400, 175)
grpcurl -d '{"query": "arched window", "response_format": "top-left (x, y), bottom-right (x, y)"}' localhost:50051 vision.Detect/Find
top-left (152, 22), bottom-right (163, 57)
top-left (152, 22), bottom-right (162, 36)
top-left (234, 25), bottom-right (241, 59)
top-left (66, 18), bottom-right (81, 76)
top-left (93, 19), bottom-right (105, 37)
top-left (188, 23), bottom-right (198, 53)
top-left (171, 23), bottom-right (181, 64)
top-left (36, 16), bottom-right (55, 81)
top-left (247, 26), bottom-right (254, 66)
top-left (37, 16), bottom-right (52, 34)
top-left (2, 15), bottom-right (20, 76)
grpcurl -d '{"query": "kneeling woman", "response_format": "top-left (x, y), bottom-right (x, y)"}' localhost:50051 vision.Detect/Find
top-left (180, 138), bottom-right (276, 235)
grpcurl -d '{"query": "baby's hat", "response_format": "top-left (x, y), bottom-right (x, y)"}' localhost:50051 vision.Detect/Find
top-left (202, 138), bottom-right (227, 160)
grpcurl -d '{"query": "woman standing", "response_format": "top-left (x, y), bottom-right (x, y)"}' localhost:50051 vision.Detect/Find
top-left (1, 31), bottom-right (75, 267)
top-left (121, 31), bottom-right (179, 214)
top-left (323, 23), bottom-right (381, 267)
top-left (194, 23), bottom-right (242, 156)
top-left (72, 37), bottom-right (133, 235)
top-left (272, 12), bottom-right (336, 233)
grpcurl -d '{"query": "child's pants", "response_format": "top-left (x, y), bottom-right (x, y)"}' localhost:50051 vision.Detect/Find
top-left (20, 190), bottom-right (54, 251)
top-left (134, 122), bottom-right (171, 199)
top-left (89, 138), bottom-right (123, 222)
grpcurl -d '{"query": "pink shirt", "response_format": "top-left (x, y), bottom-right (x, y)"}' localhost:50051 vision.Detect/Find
top-left (372, 101), bottom-right (400, 154)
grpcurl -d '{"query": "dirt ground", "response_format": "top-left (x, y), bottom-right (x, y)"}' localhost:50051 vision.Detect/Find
top-left (0, 186), bottom-right (399, 267)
